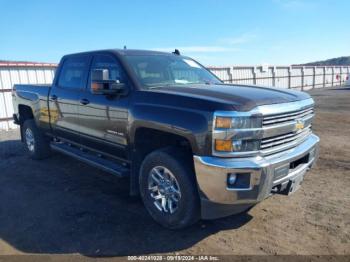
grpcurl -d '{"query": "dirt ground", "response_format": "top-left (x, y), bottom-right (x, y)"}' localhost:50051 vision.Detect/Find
top-left (0, 87), bottom-right (349, 257)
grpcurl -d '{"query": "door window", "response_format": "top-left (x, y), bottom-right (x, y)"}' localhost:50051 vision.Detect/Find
top-left (58, 56), bottom-right (90, 89)
top-left (90, 54), bottom-right (127, 87)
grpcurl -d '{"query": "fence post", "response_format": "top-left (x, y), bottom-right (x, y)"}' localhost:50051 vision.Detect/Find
top-left (323, 67), bottom-right (326, 88)
top-left (312, 67), bottom-right (316, 89)
top-left (288, 66), bottom-right (292, 89)
top-left (331, 67), bottom-right (334, 87)
top-left (253, 67), bottom-right (257, 85)
top-left (301, 67), bottom-right (305, 91)
top-left (272, 66), bottom-right (276, 87)
top-left (229, 66), bottom-right (234, 84)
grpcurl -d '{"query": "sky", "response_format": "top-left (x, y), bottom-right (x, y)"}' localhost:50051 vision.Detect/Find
top-left (0, 0), bottom-right (349, 66)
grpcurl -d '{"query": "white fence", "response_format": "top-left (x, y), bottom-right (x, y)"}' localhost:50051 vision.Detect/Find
top-left (0, 63), bottom-right (349, 130)
top-left (208, 65), bottom-right (350, 90)
top-left (0, 62), bottom-right (56, 130)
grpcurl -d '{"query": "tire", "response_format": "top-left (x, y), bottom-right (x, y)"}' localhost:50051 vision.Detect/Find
top-left (22, 119), bottom-right (51, 159)
top-left (139, 147), bottom-right (200, 229)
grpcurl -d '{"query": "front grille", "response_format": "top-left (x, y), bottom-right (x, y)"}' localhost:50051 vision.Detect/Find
top-left (262, 106), bottom-right (314, 127)
top-left (260, 125), bottom-right (312, 155)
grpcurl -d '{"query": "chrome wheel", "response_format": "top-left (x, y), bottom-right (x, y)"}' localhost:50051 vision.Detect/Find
top-left (25, 128), bottom-right (35, 152)
top-left (148, 166), bottom-right (181, 214)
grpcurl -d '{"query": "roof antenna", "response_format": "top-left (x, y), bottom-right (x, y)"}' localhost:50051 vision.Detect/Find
top-left (173, 49), bottom-right (180, 55)
top-left (124, 45), bottom-right (127, 50)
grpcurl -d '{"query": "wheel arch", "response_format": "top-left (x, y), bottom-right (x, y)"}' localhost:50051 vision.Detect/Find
top-left (18, 105), bottom-right (34, 123)
top-left (129, 126), bottom-right (196, 196)
top-left (18, 105), bottom-right (35, 141)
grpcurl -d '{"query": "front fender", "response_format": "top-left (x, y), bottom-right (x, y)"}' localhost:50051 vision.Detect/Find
top-left (129, 103), bottom-right (212, 155)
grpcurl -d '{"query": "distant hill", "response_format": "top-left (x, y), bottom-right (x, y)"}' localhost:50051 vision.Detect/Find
top-left (300, 56), bottom-right (350, 66)
top-left (0, 60), bottom-right (40, 63)
top-left (0, 60), bottom-right (56, 66)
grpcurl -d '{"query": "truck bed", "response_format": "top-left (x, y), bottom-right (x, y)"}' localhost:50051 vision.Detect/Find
top-left (12, 84), bottom-right (51, 128)
top-left (14, 84), bottom-right (51, 101)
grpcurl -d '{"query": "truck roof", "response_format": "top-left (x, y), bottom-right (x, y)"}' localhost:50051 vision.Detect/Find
top-left (64, 49), bottom-right (177, 58)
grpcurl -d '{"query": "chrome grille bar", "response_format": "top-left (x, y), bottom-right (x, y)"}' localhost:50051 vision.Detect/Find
top-left (261, 126), bottom-right (312, 149)
top-left (263, 107), bottom-right (314, 126)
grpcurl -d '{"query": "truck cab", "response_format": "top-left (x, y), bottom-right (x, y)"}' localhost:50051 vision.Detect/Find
top-left (12, 49), bottom-right (320, 229)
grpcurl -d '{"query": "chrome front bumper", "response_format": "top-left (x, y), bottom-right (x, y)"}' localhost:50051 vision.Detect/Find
top-left (193, 134), bottom-right (320, 219)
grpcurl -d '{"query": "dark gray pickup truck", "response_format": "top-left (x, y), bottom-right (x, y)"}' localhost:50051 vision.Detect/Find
top-left (12, 49), bottom-right (320, 228)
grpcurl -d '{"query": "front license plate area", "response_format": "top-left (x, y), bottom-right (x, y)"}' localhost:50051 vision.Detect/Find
top-left (287, 172), bottom-right (305, 195)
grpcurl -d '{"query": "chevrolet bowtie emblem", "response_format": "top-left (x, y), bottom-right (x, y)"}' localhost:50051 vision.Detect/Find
top-left (295, 119), bottom-right (305, 130)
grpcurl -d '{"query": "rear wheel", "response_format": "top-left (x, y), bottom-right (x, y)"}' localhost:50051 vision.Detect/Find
top-left (22, 119), bottom-right (51, 159)
top-left (139, 148), bottom-right (200, 229)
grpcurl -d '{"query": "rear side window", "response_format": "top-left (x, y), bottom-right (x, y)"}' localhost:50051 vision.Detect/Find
top-left (58, 56), bottom-right (90, 89)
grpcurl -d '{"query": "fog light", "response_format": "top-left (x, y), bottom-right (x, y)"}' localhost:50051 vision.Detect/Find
top-left (227, 173), bottom-right (237, 185)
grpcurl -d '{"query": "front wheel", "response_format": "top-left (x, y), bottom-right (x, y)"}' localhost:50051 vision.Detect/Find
top-left (139, 148), bottom-right (200, 229)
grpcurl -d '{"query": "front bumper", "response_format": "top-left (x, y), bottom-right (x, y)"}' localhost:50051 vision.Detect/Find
top-left (193, 134), bottom-right (320, 219)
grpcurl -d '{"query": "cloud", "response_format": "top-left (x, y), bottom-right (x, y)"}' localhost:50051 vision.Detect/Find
top-left (218, 33), bottom-right (257, 45)
top-left (152, 46), bottom-right (240, 53)
top-left (152, 32), bottom-right (256, 54)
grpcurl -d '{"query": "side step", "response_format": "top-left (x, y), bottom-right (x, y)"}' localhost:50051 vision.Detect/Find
top-left (50, 142), bottom-right (130, 178)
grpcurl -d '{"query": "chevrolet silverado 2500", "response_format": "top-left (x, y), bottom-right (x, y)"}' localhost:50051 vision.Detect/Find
top-left (12, 49), bottom-right (319, 229)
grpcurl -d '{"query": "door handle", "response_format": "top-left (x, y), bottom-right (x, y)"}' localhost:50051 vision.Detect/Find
top-left (80, 98), bottom-right (90, 105)
top-left (50, 95), bottom-right (58, 101)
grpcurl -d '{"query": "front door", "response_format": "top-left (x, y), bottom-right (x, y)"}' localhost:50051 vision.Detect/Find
top-left (78, 53), bottom-right (130, 161)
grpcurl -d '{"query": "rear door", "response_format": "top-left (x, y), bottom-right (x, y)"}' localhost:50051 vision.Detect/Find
top-left (78, 53), bottom-right (130, 160)
top-left (49, 55), bottom-right (91, 143)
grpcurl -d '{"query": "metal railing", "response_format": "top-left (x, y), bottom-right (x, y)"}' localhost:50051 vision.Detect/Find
top-left (207, 65), bottom-right (350, 90)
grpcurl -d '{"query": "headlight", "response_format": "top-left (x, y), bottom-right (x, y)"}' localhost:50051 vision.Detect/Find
top-left (215, 116), bottom-right (261, 129)
top-left (213, 113), bottom-right (262, 155)
top-left (215, 117), bottom-right (232, 128)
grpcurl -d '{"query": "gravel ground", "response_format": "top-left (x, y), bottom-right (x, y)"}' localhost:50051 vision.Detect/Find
top-left (0, 87), bottom-right (349, 256)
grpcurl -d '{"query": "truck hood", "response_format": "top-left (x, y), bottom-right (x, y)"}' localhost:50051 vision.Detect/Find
top-left (147, 84), bottom-right (311, 111)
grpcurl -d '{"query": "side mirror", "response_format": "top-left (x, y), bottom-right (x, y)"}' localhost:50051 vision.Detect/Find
top-left (91, 69), bottom-right (126, 95)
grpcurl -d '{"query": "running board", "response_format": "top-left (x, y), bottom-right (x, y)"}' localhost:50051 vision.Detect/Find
top-left (50, 143), bottom-right (129, 178)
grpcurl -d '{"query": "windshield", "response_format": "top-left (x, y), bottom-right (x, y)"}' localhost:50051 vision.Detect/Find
top-left (124, 55), bottom-right (222, 88)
